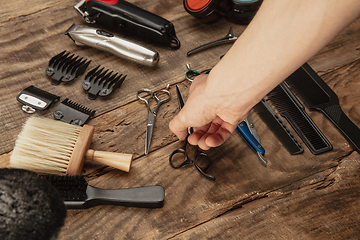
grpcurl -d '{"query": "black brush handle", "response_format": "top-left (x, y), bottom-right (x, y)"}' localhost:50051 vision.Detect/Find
top-left (74, 185), bottom-right (165, 209)
top-left (317, 105), bottom-right (360, 153)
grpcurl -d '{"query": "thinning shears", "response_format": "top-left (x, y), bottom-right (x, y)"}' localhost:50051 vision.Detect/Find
top-left (137, 88), bottom-right (171, 155)
top-left (169, 85), bottom-right (215, 180)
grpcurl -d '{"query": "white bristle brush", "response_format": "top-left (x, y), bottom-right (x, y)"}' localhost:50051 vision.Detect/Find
top-left (10, 117), bottom-right (133, 175)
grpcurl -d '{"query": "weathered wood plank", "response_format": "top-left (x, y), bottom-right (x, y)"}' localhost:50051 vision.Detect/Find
top-left (172, 153), bottom-right (360, 240)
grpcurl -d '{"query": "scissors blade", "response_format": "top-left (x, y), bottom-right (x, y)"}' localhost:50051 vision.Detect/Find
top-left (244, 116), bottom-right (260, 142)
top-left (145, 112), bottom-right (156, 155)
top-left (175, 85), bottom-right (185, 110)
top-left (175, 85), bottom-right (192, 135)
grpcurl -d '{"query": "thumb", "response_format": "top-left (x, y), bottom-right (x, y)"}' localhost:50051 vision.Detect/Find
top-left (169, 111), bottom-right (189, 141)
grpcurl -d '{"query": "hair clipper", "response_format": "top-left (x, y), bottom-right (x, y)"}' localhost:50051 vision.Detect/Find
top-left (74, 0), bottom-right (181, 49)
top-left (65, 24), bottom-right (159, 67)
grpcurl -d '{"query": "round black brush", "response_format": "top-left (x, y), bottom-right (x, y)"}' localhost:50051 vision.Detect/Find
top-left (0, 168), bottom-right (66, 240)
top-left (42, 174), bottom-right (165, 209)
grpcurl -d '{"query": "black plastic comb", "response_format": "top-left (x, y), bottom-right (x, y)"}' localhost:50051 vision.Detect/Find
top-left (42, 174), bottom-right (165, 209)
top-left (46, 51), bottom-right (91, 85)
top-left (82, 65), bottom-right (127, 100)
top-left (254, 99), bottom-right (304, 155)
top-left (53, 98), bottom-right (95, 126)
top-left (266, 82), bottom-right (332, 155)
top-left (285, 63), bottom-right (360, 153)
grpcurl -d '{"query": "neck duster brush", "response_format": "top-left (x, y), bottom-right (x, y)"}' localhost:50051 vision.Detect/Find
top-left (10, 117), bottom-right (133, 175)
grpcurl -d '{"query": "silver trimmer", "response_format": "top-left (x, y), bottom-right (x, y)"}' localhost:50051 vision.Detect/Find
top-left (65, 24), bottom-right (159, 67)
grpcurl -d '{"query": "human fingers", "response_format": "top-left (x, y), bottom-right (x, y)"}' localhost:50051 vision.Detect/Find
top-left (169, 75), bottom-right (216, 141)
top-left (205, 121), bottom-right (237, 148)
top-left (187, 123), bottom-right (211, 146)
top-left (196, 121), bottom-right (222, 150)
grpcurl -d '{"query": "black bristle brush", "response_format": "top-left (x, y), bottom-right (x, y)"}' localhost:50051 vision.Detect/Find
top-left (266, 82), bottom-right (332, 155)
top-left (42, 174), bottom-right (165, 209)
top-left (0, 168), bottom-right (66, 240)
top-left (285, 62), bottom-right (360, 153)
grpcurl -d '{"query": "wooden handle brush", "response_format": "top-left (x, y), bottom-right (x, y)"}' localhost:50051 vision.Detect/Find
top-left (10, 117), bottom-right (133, 175)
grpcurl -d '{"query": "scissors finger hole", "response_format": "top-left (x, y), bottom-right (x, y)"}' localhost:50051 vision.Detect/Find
top-left (194, 152), bottom-right (211, 171)
top-left (137, 88), bottom-right (153, 101)
top-left (169, 149), bottom-right (190, 168)
top-left (154, 90), bottom-right (171, 102)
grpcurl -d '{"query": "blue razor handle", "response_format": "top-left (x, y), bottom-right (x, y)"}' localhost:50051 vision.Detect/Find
top-left (236, 121), bottom-right (265, 155)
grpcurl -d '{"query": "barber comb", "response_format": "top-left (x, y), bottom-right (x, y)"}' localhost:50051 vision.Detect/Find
top-left (46, 50), bottom-right (91, 85)
top-left (53, 98), bottom-right (95, 126)
top-left (82, 65), bottom-right (127, 100)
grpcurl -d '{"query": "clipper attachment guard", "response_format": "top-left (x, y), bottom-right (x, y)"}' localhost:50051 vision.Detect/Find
top-left (46, 51), bottom-right (91, 85)
top-left (53, 98), bottom-right (95, 126)
top-left (82, 65), bottom-right (127, 100)
top-left (17, 85), bottom-right (60, 113)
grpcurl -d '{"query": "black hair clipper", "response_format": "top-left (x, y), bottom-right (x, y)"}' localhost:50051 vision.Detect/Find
top-left (74, 0), bottom-right (181, 49)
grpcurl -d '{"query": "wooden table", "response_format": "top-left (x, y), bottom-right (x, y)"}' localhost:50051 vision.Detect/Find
top-left (2, 1), bottom-right (360, 239)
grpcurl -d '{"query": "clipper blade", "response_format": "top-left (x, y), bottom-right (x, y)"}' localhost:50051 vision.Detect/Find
top-left (46, 51), bottom-right (91, 85)
top-left (82, 65), bottom-right (127, 100)
top-left (53, 98), bottom-right (95, 126)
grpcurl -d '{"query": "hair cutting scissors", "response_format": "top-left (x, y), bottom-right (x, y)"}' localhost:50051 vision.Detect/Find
top-left (169, 85), bottom-right (215, 180)
top-left (137, 88), bottom-right (171, 155)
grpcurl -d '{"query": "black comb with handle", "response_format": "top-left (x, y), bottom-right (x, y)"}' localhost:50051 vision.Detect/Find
top-left (254, 99), bottom-right (304, 155)
top-left (285, 63), bottom-right (360, 153)
top-left (43, 175), bottom-right (165, 209)
top-left (266, 82), bottom-right (332, 155)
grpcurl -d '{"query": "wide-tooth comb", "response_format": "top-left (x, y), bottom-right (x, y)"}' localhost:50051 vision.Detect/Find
top-left (42, 174), bottom-right (165, 209)
top-left (266, 82), bottom-right (332, 155)
top-left (53, 98), bottom-right (95, 126)
top-left (253, 99), bottom-right (304, 155)
top-left (82, 65), bottom-right (127, 100)
top-left (46, 51), bottom-right (91, 85)
top-left (285, 63), bottom-right (360, 153)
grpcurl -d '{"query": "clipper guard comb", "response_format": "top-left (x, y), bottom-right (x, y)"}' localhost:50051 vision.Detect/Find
top-left (46, 51), bottom-right (91, 85)
top-left (82, 65), bottom-right (127, 100)
top-left (53, 98), bottom-right (95, 126)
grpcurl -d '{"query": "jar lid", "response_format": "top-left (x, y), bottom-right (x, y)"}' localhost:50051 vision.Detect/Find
top-left (184, 0), bottom-right (231, 23)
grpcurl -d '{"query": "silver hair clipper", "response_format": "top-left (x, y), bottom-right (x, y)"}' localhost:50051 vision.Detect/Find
top-left (65, 24), bottom-right (159, 67)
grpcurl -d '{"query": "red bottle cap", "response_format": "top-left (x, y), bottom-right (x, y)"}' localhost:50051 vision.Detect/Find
top-left (184, 0), bottom-right (231, 23)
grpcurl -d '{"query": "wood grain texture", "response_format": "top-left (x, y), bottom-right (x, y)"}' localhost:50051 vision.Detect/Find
top-left (1, 0), bottom-right (360, 239)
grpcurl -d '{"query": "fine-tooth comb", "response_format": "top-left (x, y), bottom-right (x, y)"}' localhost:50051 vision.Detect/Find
top-left (82, 65), bottom-right (127, 100)
top-left (253, 99), bottom-right (304, 155)
top-left (285, 63), bottom-right (360, 153)
top-left (46, 50), bottom-right (91, 85)
top-left (42, 174), bottom-right (165, 209)
top-left (266, 82), bottom-right (332, 155)
top-left (53, 98), bottom-right (95, 126)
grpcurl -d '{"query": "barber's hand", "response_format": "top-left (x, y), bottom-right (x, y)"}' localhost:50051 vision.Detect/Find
top-left (169, 73), bottom-right (249, 150)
